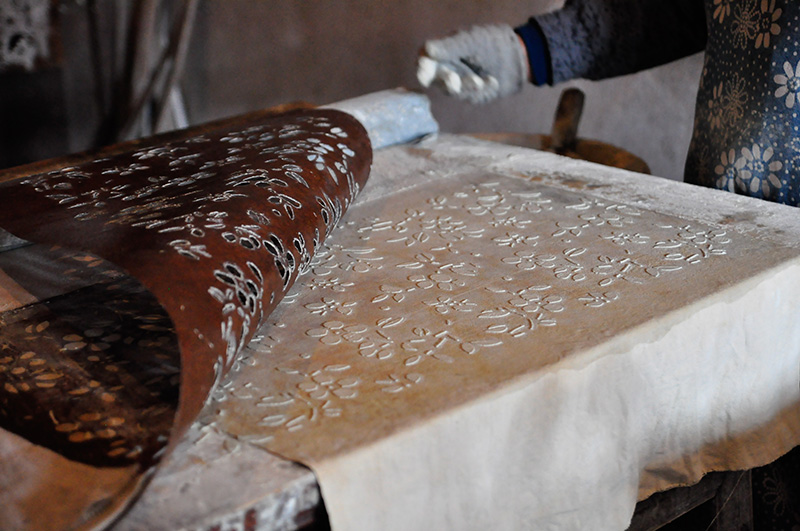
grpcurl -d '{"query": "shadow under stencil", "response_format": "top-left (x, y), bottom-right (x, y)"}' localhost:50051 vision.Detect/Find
top-left (0, 245), bottom-right (180, 468)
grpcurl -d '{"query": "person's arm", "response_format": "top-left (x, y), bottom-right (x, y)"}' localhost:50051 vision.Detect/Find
top-left (417, 0), bottom-right (708, 102)
top-left (520, 0), bottom-right (707, 85)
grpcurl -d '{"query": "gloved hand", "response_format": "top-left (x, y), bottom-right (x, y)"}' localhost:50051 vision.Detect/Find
top-left (417, 24), bottom-right (530, 104)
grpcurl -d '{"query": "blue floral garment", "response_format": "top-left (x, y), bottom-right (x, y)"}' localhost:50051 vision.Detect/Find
top-left (686, 0), bottom-right (800, 205)
top-left (517, 0), bottom-right (800, 206)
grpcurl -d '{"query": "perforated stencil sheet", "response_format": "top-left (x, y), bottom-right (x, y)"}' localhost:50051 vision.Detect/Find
top-left (0, 108), bottom-right (372, 530)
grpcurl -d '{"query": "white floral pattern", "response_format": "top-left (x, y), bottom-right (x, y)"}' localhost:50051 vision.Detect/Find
top-left (736, 143), bottom-right (784, 196)
top-left (774, 60), bottom-right (800, 108)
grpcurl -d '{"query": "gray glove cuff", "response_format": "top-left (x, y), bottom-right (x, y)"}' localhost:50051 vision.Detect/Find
top-left (424, 24), bottom-right (529, 102)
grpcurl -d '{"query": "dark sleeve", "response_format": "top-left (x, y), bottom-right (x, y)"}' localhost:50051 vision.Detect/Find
top-left (516, 0), bottom-right (707, 85)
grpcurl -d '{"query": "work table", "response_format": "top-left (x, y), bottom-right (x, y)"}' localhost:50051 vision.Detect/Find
top-left (3, 131), bottom-right (800, 530)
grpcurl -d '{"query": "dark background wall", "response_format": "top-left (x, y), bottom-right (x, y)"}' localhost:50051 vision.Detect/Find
top-left (1, 0), bottom-right (704, 180)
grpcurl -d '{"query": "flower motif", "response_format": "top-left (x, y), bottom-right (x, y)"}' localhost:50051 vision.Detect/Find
top-left (578, 292), bottom-right (620, 309)
top-left (755, 0), bottom-right (782, 49)
top-left (465, 192), bottom-right (512, 217)
top-left (519, 197), bottom-right (553, 214)
top-left (761, 475), bottom-right (789, 517)
top-left (552, 263), bottom-right (588, 282)
top-left (506, 288), bottom-right (564, 314)
top-left (722, 74), bottom-right (747, 121)
top-left (736, 143), bottom-right (783, 196)
top-left (306, 321), bottom-right (369, 346)
top-left (493, 232), bottom-right (539, 248)
top-left (707, 82), bottom-right (725, 130)
top-left (578, 205), bottom-right (639, 228)
top-left (419, 216), bottom-right (484, 241)
top-left (601, 232), bottom-right (650, 246)
top-left (600, 252), bottom-right (686, 282)
top-left (400, 327), bottom-right (461, 365)
top-left (732, 2), bottom-right (759, 48)
top-left (699, 75), bottom-right (747, 133)
top-left (297, 370), bottom-right (360, 401)
top-left (376, 373), bottom-right (424, 394)
top-left (423, 296), bottom-right (477, 314)
top-left (304, 297), bottom-right (357, 317)
top-left (426, 195), bottom-right (449, 210)
top-left (674, 226), bottom-right (731, 251)
top-left (408, 272), bottom-right (466, 291)
top-left (713, 0), bottom-right (733, 22)
top-left (552, 219), bottom-right (589, 238)
top-left (488, 216), bottom-right (532, 229)
top-left (501, 250), bottom-right (557, 271)
top-left (308, 276), bottom-right (354, 293)
top-left (774, 60), bottom-right (800, 108)
top-left (714, 149), bottom-right (740, 192)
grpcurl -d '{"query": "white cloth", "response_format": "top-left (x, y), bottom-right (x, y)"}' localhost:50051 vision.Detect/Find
top-left (317, 263), bottom-right (800, 530)
top-left (212, 136), bottom-right (800, 530)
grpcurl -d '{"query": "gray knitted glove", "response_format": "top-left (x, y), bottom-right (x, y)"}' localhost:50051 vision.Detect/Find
top-left (417, 24), bottom-right (529, 104)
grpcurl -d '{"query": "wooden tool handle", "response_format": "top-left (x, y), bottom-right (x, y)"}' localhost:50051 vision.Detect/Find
top-left (550, 88), bottom-right (585, 154)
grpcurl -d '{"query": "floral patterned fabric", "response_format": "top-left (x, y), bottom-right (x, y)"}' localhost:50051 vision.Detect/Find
top-left (686, 0), bottom-right (800, 205)
top-left (530, 0), bottom-right (800, 206)
top-left (752, 447), bottom-right (800, 530)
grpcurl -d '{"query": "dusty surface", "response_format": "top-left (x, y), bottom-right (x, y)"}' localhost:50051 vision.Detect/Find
top-left (117, 136), bottom-right (800, 530)
top-left (4, 135), bottom-right (799, 530)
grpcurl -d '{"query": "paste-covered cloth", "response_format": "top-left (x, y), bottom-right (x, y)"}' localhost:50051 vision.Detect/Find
top-left (0, 108), bottom-right (371, 529)
top-left (209, 136), bottom-right (800, 530)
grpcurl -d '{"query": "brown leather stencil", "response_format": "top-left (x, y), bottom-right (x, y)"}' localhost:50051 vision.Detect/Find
top-left (0, 108), bottom-right (371, 478)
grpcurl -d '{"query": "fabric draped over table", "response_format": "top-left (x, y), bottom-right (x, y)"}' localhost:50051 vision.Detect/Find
top-left (208, 136), bottom-right (800, 531)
